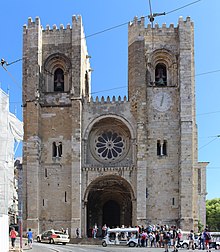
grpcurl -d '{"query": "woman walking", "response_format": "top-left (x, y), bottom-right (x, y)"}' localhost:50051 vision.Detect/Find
top-left (10, 227), bottom-right (18, 249)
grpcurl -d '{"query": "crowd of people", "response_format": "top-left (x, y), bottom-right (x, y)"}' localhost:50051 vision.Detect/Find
top-left (93, 223), bottom-right (213, 252)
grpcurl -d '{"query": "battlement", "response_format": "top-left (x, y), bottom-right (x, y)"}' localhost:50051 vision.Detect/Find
top-left (128, 16), bottom-right (193, 46)
top-left (23, 15), bottom-right (82, 32)
top-left (88, 95), bottom-right (128, 104)
top-left (129, 16), bottom-right (192, 30)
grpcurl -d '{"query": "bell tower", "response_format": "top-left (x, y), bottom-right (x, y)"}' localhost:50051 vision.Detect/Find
top-left (22, 16), bottom-right (91, 236)
top-left (128, 16), bottom-right (206, 230)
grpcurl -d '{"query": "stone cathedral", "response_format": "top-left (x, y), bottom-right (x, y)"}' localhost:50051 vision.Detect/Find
top-left (22, 15), bottom-right (208, 238)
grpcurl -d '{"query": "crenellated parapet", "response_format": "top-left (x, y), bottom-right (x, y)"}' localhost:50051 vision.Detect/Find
top-left (82, 165), bottom-right (136, 172)
top-left (88, 95), bottom-right (128, 104)
top-left (23, 15), bottom-right (82, 31)
top-left (23, 15), bottom-right (84, 47)
top-left (128, 16), bottom-right (193, 46)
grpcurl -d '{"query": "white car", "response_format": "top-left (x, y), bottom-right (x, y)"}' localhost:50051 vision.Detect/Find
top-left (36, 229), bottom-right (70, 245)
top-left (180, 238), bottom-right (199, 249)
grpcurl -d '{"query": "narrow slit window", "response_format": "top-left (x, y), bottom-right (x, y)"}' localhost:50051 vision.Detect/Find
top-left (45, 168), bottom-right (47, 178)
top-left (146, 188), bottom-right (148, 198)
top-left (52, 142), bottom-right (57, 157)
top-left (85, 71), bottom-right (89, 96)
top-left (155, 63), bottom-right (167, 86)
top-left (172, 197), bottom-right (175, 206)
top-left (163, 140), bottom-right (167, 156)
top-left (54, 68), bottom-right (64, 92)
top-left (65, 191), bottom-right (67, 202)
top-left (43, 199), bottom-right (45, 206)
top-left (157, 140), bottom-right (161, 155)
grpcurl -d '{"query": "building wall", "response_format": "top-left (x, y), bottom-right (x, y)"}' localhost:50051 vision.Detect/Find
top-left (0, 89), bottom-right (23, 251)
top-left (22, 16), bottom-right (207, 237)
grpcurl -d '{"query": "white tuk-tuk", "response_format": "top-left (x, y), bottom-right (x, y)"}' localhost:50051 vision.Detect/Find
top-left (102, 227), bottom-right (139, 247)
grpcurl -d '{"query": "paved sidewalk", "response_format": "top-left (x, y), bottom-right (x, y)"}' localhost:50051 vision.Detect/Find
top-left (9, 238), bottom-right (30, 252)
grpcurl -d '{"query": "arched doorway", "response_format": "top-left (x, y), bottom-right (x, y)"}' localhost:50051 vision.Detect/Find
top-left (103, 200), bottom-right (120, 228)
top-left (86, 175), bottom-right (133, 237)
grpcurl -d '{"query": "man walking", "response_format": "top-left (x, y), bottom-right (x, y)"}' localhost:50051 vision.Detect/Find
top-left (27, 228), bottom-right (33, 249)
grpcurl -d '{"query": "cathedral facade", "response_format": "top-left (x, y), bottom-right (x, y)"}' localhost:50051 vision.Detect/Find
top-left (22, 15), bottom-right (207, 237)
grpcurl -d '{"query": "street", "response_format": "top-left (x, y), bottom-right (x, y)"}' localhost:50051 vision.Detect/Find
top-left (20, 243), bottom-right (211, 252)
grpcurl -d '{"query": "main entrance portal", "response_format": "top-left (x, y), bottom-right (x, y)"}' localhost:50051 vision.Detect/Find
top-left (103, 200), bottom-right (120, 227)
top-left (86, 175), bottom-right (133, 237)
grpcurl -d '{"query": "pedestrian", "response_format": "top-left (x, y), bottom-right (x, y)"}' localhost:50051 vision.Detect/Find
top-left (177, 230), bottom-right (182, 248)
top-left (204, 228), bottom-right (212, 252)
top-left (76, 227), bottom-right (79, 238)
top-left (172, 225), bottom-right (178, 252)
top-left (102, 224), bottom-right (107, 238)
top-left (26, 228), bottom-right (33, 249)
top-left (199, 231), bottom-right (205, 250)
top-left (163, 228), bottom-right (171, 252)
top-left (10, 227), bottom-right (18, 249)
top-left (188, 230), bottom-right (195, 250)
top-left (141, 230), bottom-right (147, 247)
top-left (92, 224), bottom-right (98, 238)
top-left (65, 228), bottom-right (69, 235)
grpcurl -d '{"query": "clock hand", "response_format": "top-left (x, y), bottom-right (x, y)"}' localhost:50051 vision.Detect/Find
top-left (160, 94), bottom-right (164, 106)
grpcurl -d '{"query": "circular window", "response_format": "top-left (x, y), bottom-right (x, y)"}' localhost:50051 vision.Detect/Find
top-left (90, 127), bottom-right (130, 163)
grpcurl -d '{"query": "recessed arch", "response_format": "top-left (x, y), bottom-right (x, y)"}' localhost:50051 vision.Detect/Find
top-left (44, 53), bottom-right (72, 73)
top-left (83, 114), bottom-right (136, 141)
top-left (84, 116), bottom-right (135, 166)
top-left (147, 49), bottom-right (178, 87)
top-left (43, 53), bottom-right (72, 92)
top-left (83, 175), bottom-right (136, 236)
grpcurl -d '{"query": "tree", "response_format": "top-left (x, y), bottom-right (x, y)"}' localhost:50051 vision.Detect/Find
top-left (206, 198), bottom-right (220, 231)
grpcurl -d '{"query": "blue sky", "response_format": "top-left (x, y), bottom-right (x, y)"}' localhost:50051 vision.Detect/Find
top-left (0, 0), bottom-right (219, 200)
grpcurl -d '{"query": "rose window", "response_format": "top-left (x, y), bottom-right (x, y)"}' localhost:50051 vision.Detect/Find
top-left (94, 131), bottom-right (125, 161)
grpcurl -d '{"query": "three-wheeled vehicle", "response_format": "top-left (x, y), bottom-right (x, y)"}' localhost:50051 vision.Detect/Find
top-left (102, 227), bottom-right (139, 247)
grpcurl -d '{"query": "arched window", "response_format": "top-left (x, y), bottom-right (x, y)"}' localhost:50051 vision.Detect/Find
top-left (54, 68), bottom-right (64, 92)
top-left (155, 63), bottom-right (167, 86)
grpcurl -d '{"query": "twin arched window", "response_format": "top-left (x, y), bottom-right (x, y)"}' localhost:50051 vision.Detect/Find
top-left (54, 68), bottom-right (64, 92)
top-left (157, 140), bottom-right (167, 156)
top-left (52, 141), bottom-right (62, 158)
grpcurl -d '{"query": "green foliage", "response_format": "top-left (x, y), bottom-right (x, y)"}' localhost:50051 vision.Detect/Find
top-left (206, 198), bottom-right (220, 231)
top-left (198, 219), bottom-right (204, 233)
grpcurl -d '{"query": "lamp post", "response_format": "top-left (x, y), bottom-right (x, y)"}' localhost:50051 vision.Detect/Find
top-left (16, 160), bottom-right (23, 250)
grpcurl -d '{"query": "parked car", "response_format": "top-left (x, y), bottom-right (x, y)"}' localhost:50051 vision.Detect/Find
top-left (36, 229), bottom-right (69, 245)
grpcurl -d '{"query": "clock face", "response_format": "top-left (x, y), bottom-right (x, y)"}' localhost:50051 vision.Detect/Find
top-left (152, 92), bottom-right (171, 112)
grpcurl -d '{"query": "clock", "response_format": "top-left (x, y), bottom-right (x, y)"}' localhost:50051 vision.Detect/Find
top-left (152, 91), bottom-right (171, 112)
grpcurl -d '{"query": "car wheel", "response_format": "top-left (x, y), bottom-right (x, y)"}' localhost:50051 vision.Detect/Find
top-left (182, 243), bottom-right (189, 249)
top-left (37, 237), bottom-right (41, 243)
top-left (129, 241), bottom-right (136, 247)
top-left (62, 242), bottom-right (66, 245)
top-left (102, 241), bottom-right (107, 247)
top-left (49, 238), bottom-right (55, 244)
